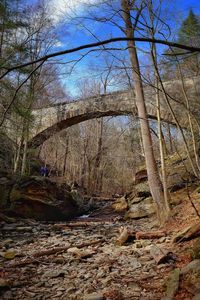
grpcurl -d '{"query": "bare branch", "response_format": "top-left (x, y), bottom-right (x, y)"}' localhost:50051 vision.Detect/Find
top-left (1, 37), bottom-right (200, 80)
top-left (0, 61), bottom-right (46, 127)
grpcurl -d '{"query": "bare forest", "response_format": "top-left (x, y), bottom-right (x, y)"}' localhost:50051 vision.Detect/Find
top-left (0, 1), bottom-right (200, 299)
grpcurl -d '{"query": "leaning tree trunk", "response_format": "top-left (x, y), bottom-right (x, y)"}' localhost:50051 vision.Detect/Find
top-left (121, 0), bottom-right (169, 223)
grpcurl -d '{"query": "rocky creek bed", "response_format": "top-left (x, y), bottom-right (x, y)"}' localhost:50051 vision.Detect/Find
top-left (0, 215), bottom-right (165, 300)
top-left (1, 188), bottom-right (200, 300)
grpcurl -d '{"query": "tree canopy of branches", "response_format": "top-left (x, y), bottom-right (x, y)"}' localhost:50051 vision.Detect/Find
top-left (1, 0), bottom-right (200, 224)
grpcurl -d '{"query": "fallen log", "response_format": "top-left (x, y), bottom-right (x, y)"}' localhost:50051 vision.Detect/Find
top-left (173, 222), bottom-right (200, 243)
top-left (135, 230), bottom-right (166, 240)
top-left (116, 227), bottom-right (134, 246)
top-left (33, 243), bottom-right (71, 258)
top-left (53, 223), bottom-right (88, 229)
top-left (116, 227), bottom-right (129, 246)
top-left (53, 221), bottom-right (113, 229)
top-left (33, 239), bottom-right (105, 257)
top-left (0, 213), bottom-right (16, 223)
top-left (150, 245), bottom-right (177, 264)
top-left (6, 258), bottom-right (43, 268)
top-left (85, 196), bottom-right (115, 201)
top-left (7, 239), bottom-right (105, 268)
top-left (115, 229), bottom-right (167, 245)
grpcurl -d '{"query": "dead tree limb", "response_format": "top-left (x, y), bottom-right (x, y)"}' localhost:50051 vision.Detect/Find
top-left (7, 239), bottom-right (105, 268)
top-left (1, 37), bottom-right (200, 79)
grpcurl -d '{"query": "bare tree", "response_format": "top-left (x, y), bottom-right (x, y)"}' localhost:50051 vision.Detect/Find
top-left (120, 0), bottom-right (169, 223)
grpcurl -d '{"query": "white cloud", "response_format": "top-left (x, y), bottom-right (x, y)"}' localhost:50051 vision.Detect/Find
top-left (48, 0), bottom-right (97, 23)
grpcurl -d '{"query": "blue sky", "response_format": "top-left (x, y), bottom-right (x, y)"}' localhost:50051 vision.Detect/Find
top-left (26, 0), bottom-right (200, 97)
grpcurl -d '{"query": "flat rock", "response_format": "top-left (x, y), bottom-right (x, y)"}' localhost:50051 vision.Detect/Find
top-left (193, 293), bottom-right (200, 300)
top-left (83, 292), bottom-right (105, 300)
top-left (181, 260), bottom-right (200, 275)
top-left (0, 278), bottom-right (10, 288)
top-left (178, 260), bottom-right (200, 295)
top-left (162, 268), bottom-right (180, 300)
top-left (16, 226), bottom-right (33, 232)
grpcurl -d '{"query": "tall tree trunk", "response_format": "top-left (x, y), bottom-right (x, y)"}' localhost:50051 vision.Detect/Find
top-left (81, 140), bottom-right (88, 188)
top-left (14, 136), bottom-right (23, 173)
top-left (167, 124), bottom-right (173, 154)
top-left (161, 128), bottom-right (168, 157)
top-left (21, 119), bottom-right (29, 175)
top-left (21, 140), bottom-right (28, 175)
top-left (54, 146), bottom-right (58, 175)
top-left (87, 160), bottom-right (92, 194)
top-left (93, 118), bottom-right (103, 193)
top-left (155, 78), bottom-right (170, 212)
top-left (63, 136), bottom-right (69, 177)
top-left (121, 0), bottom-right (168, 223)
top-left (150, 29), bottom-right (170, 213)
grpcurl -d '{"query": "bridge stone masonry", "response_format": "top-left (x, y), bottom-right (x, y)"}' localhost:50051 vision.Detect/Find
top-left (30, 77), bottom-right (200, 148)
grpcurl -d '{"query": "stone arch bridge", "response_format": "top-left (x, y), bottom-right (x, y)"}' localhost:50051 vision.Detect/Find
top-left (30, 78), bottom-right (196, 148)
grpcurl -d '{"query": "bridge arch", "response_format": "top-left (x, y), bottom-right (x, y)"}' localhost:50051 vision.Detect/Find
top-left (29, 90), bottom-right (178, 148)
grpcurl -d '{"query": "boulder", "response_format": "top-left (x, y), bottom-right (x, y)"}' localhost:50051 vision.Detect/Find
top-left (112, 179), bottom-right (154, 219)
top-left (162, 268), bottom-right (180, 300)
top-left (125, 197), bottom-right (156, 219)
top-left (181, 259), bottom-right (200, 275)
top-left (134, 169), bottom-right (148, 184)
top-left (129, 181), bottom-right (151, 201)
top-left (128, 196), bottom-right (145, 205)
top-left (165, 152), bottom-right (198, 192)
top-left (6, 176), bottom-right (85, 221)
top-left (181, 260), bottom-right (200, 295)
top-left (112, 196), bottom-right (128, 212)
top-left (0, 176), bottom-right (14, 209)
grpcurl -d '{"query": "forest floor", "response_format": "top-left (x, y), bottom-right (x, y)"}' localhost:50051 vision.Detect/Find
top-left (0, 187), bottom-right (200, 300)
